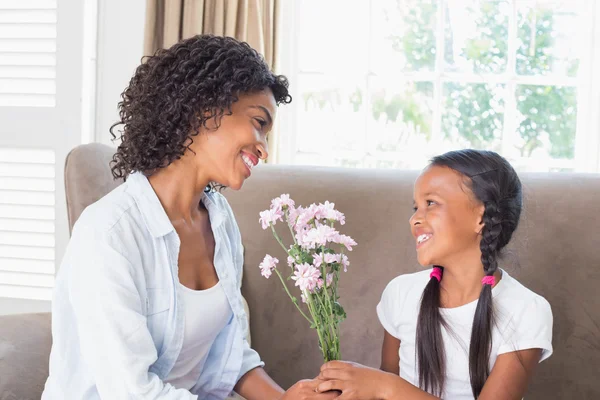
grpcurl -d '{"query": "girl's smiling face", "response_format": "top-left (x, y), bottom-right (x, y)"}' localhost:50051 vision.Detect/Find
top-left (410, 165), bottom-right (485, 267)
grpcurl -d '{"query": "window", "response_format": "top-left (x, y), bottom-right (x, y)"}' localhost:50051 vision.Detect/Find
top-left (0, 0), bottom-right (87, 304)
top-left (277, 0), bottom-right (600, 172)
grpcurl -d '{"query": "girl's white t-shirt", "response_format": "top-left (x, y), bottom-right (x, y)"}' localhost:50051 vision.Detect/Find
top-left (377, 269), bottom-right (553, 400)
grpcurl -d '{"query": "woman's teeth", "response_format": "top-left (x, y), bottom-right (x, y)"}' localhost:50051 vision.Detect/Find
top-left (242, 154), bottom-right (254, 170)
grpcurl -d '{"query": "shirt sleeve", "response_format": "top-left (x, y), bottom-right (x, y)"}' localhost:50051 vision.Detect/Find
top-left (69, 233), bottom-right (197, 399)
top-left (376, 277), bottom-right (404, 339)
top-left (497, 296), bottom-right (554, 362)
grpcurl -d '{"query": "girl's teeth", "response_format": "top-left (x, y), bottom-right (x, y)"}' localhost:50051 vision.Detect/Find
top-left (418, 234), bottom-right (431, 244)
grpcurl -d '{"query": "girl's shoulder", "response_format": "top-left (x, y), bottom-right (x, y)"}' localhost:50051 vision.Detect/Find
top-left (495, 270), bottom-right (551, 310)
top-left (381, 269), bottom-right (432, 304)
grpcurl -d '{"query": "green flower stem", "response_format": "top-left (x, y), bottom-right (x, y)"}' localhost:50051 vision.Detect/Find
top-left (270, 225), bottom-right (288, 254)
top-left (273, 268), bottom-right (313, 324)
top-left (307, 293), bottom-right (327, 360)
top-left (285, 211), bottom-right (297, 245)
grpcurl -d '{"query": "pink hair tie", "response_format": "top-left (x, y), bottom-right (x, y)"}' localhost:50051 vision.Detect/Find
top-left (482, 275), bottom-right (495, 286)
top-left (430, 267), bottom-right (443, 282)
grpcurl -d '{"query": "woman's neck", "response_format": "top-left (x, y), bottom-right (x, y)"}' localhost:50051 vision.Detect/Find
top-left (147, 156), bottom-right (210, 223)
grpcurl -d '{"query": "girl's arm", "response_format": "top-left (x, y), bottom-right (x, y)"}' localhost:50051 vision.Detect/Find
top-left (317, 349), bottom-right (543, 400)
top-left (380, 330), bottom-right (400, 375)
top-left (478, 348), bottom-right (542, 400)
top-left (316, 361), bottom-right (438, 400)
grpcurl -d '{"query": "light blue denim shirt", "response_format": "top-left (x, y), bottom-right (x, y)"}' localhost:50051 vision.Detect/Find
top-left (42, 172), bottom-right (263, 399)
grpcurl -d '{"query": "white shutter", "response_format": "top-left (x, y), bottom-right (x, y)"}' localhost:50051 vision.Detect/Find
top-left (0, 147), bottom-right (55, 300)
top-left (0, 0), bottom-right (85, 306)
top-left (0, 0), bottom-right (56, 107)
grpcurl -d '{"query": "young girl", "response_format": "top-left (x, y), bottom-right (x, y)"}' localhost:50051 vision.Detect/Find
top-left (316, 149), bottom-right (553, 399)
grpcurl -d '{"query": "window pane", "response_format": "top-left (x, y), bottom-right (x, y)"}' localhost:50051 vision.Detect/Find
top-left (334, 157), bottom-right (364, 168)
top-left (516, 1), bottom-right (585, 77)
top-left (371, 0), bottom-right (438, 73)
top-left (442, 82), bottom-right (505, 150)
top-left (295, 74), bottom-right (366, 153)
top-left (297, 0), bottom-right (369, 74)
top-left (515, 85), bottom-right (577, 159)
top-left (367, 79), bottom-right (434, 153)
top-left (444, 0), bottom-right (509, 74)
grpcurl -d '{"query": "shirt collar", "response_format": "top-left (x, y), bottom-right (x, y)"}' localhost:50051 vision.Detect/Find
top-left (127, 172), bottom-right (174, 238)
top-left (127, 172), bottom-right (226, 238)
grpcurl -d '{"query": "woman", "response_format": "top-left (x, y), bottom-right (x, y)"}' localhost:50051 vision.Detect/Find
top-left (43, 35), bottom-right (336, 400)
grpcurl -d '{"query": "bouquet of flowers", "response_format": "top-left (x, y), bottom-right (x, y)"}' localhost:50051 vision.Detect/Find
top-left (258, 194), bottom-right (356, 362)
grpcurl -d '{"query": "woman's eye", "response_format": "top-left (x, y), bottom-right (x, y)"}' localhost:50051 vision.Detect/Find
top-left (427, 200), bottom-right (436, 206)
top-left (254, 118), bottom-right (267, 128)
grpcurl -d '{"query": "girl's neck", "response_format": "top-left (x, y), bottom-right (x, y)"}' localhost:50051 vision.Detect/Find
top-left (438, 256), bottom-right (502, 308)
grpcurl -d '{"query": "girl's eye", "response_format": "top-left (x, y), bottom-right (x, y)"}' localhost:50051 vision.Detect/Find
top-left (254, 118), bottom-right (267, 128)
top-left (427, 200), bottom-right (436, 206)
top-left (412, 206), bottom-right (418, 212)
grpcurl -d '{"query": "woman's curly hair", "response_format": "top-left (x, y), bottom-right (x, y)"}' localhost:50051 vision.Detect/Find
top-left (109, 34), bottom-right (292, 180)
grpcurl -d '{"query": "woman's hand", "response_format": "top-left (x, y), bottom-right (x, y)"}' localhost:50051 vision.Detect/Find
top-left (280, 379), bottom-right (340, 400)
top-left (316, 361), bottom-right (396, 400)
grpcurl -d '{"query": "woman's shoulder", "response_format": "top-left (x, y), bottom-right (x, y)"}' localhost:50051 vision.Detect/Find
top-left (73, 184), bottom-right (135, 236)
top-left (70, 179), bottom-right (154, 254)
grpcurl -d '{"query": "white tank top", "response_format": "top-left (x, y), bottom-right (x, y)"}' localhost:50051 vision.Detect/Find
top-left (165, 281), bottom-right (233, 390)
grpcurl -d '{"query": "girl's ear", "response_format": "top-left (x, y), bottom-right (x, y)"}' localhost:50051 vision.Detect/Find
top-left (475, 204), bottom-right (486, 234)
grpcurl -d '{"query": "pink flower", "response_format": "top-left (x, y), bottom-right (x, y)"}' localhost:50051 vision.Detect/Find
top-left (317, 273), bottom-right (334, 289)
top-left (271, 194), bottom-right (295, 210)
top-left (259, 208), bottom-right (283, 230)
top-left (295, 205), bottom-right (317, 231)
top-left (301, 293), bottom-right (308, 303)
top-left (326, 273), bottom-right (334, 286)
top-left (259, 255), bottom-right (279, 279)
top-left (341, 254), bottom-right (349, 272)
top-left (291, 263), bottom-right (321, 292)
top-left (287, 205), bottom-right (300, 227)
top-left (324, 253), bottom-right (342, 264)
top-left (287, 255), bottom-right (295, 267)
top-left (299, 225), bottom-right (339, 249)
top-left (319, 201), bottom-right (346, 224)
top-left (335, 234), bottom-right (357, 251)
top-left (313, 253), bottom-right (324, 268)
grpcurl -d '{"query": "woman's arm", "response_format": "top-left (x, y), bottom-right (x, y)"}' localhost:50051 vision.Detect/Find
top-left (235, 367), bottom-right (341, 400)
top-left (234, 367), bottom-right (283, 400)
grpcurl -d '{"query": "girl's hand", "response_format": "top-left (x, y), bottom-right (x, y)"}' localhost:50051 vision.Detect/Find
top-left (316, 361), bottom-right (395, 400)
top-left (281, 379), bottom-right (340, 400)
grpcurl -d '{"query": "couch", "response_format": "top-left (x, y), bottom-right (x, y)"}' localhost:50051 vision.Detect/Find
top-left (1, 143), bottom-right (599, 399)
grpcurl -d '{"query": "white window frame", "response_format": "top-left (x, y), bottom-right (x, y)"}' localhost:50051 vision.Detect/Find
top-left (276, 0), bottom-right (600, 173)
